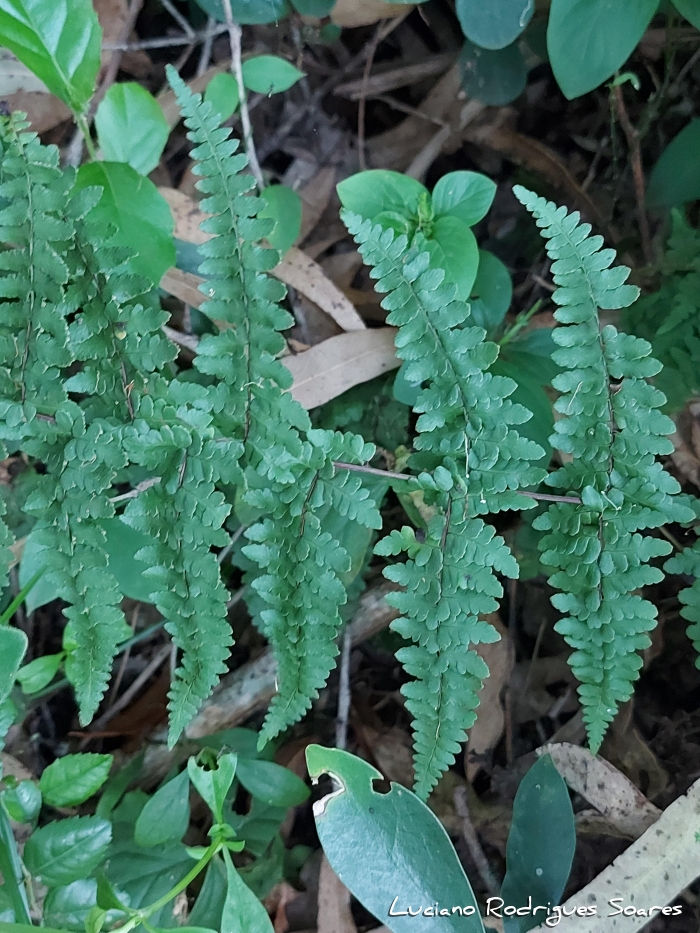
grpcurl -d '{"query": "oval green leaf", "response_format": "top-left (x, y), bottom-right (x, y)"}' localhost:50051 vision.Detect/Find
top-left (432, 171), bottom-right (496, 227)
top-left (191, 0), bottom-right (291, 24)
top-left (222, 848), bottom-right (274, 933)
top-left (673, 0), bottom-right (700, 27)
top-left (2, 780), bottom-right (41, 824)
top-left (0, 0), bottom-right (101, 113)
top-left (235, 758), bottom-right (310, 808)
top-left (259, 185), bottom-right (302, 252)
top-left (187, 752), bottom-right (237, 823)
top-left (469, 249), bottom-right (512, 331)
top-left (24, 816), bottom-right (112, 886)
top-left (647, 119), bottom-right (700, 208)
top-left (456, 0), bottom-right (534, 50)
top-left (74, 162), bottom-right (175, 285)
top-left (39, 753), bottom-right (113, 808)
top-left (424, 216), bottom-right (479, 300)
top-left (0, 626), bottom-right (27, 706)
top-left (501, 754), bottom-right (575, 932)
top-left (547, 0), bottom-right (660, 99)
top-left (95, 83), bottom-right (170, 176)
top-left (204, 72), bottom-right (240, 122)
top-left (16, 652), bottom-right (63, 694)
top-left (306, 745), bottom-right (485, 933)
top-left (337, 170), bottom-right (427, 224)
top-left (459, 39), bottom-right (527, 106)
top-left (291, 0), bottom-right (336, 13)
top-left (242, 55), bottom-right (305, 95)
top-left (134, 770), bottom-right (191, 848)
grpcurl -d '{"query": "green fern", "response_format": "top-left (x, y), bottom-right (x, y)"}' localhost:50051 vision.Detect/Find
top-left (514, 186), bottom-right (693, 750)
top-left (343, 213), bottom-right (545, 796)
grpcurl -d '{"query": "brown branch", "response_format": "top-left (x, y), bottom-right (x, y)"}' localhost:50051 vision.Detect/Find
top-left (613, 83), bottom-right (653, 265)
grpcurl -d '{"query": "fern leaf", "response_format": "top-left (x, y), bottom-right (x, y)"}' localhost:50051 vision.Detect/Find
top-left (514, 186), bottom-right (694, 750)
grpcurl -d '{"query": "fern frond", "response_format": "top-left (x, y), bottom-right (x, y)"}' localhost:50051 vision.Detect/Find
top-left (666, 542), bottom-right (700, 666)
top-left (343, 213), bottom-right (543, 796)
top-left (514, 186), bottom-right (693, 750)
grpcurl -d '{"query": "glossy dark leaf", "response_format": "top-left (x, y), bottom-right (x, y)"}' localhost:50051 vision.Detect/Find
top-left (456, 0), bottom-right (534, 50)
top-left (134, 770), bottom-right (190, 847)
top-left (647, 119), bottom-right (700, 208)
top-left (24, 816), bottom-right (112, 886)
top-left (0, 626), bottom-right (27, 705)
top-left (459, 39), bottom-right (527, 105)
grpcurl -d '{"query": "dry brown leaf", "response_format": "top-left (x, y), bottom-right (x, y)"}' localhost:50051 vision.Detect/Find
top-left (330, 0), bottom-right (412, 27)
top-left (671, 399), bottom-right (700, 488)
top-left (466, 614), bottom-right (514, 781)
top-left (601, 702), bottom-right (669, 802)
top-left (0, 51), bottom-right (72, 133)
top-left (284, 328), bottom-right (398, 409)
top-left (157, 63), bottom-right (229, 128)
top-left (317, 855), bottom-right (357, 933)
top-left (297, 166), bottom-right (337, 244)
top-left (160, 268), bottom-right (207, 310)
top-left (159, 188), bottom-right (366, 332)
top-left (532, 775), bottom-right (700, 932)
top-left (364, 725), bottom-right (414, 787)
top-left (539, 743), bottom-right (660, 840)
top-left (94, 0), bottom-right (151, 76)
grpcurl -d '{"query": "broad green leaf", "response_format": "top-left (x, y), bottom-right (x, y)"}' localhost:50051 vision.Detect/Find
top-left (501, 755), bottom-right (575, 932)
top-left (40, 754), bottom-right (113, 808)
top-left (306, 745), bottom-right (485, 933)
top-left (95, 83), bottom-right (170, 176)
top-left (0, 801), bottom-right (31, 923)
top-left (188, 752), bottom-right (237, 823)
top-left (547, 0), bottom-right (660, 99)
top-left (456, 0), bottom-right (534, 50)
top-left (44, 879), bottom-right (127, 932)
top-left (469, 250), bottom-right (512, 331)
top-left (235, 759), bottom-right (309, 808)
top-left (337, 170), bottom-right (427, 224)
top-left (16, 652), bottom-right (63, 694)
top-left (291, 0), bottom-right (336, 13)
top-left (104, 840), bottom-right (191, 930)
top-left (18, 529), bottom-right (55, 612)
top-left (0, 627), bottom-right (27, 705)
top-left (2, 780), bottom-right (41, 823)
top-left (99, 518), bottom-right (158, 604)
top-left (189, 855), bottom-right (228, 930)
top-left (259, 185), bottom-right (302, 252)
top-left (221, 847), bottom-right (274, 933)
top-left (74, 162), bottom-right (175, 285)
top-left (134, 770), bottom-right (190, 847)
top-left (227, 797), bottom-right (287, 857)
top-left (647, 119), bottom-right (700, 208)
top-left (195, 727), bottom-right (261, 759)
top-left (96, 754), bottom-right (144, 820)
top-left (373, 210), bottom-right (414, 236)
top-left (191, 0), bottom-right (291, 23)
top-left (459, 39), bottom-right (527, 105)
top-left (432, 171), bottom-right (496, 227)
top-left (24, 816), bottom-right (112, 886)
top-left (0, 699), bottom-right (17, 752)
top-left (242, 55), bottom-right (305, 94)
top-left (204, 72), bottom-right (240, 121)
top-left (673, 0), bottom-right (700, 27)
top-left (237, 833), bottom-right (284, 899)
top-left (0, 0), bottom-right (101, 113)
top-left (423, 216), bottom-right (479, 300)
top-left (392, 361), bottom-right (421, 407)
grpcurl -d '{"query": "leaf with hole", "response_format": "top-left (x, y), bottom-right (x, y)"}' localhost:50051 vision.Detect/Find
top-left (259, 185), bottom-right (302, 252)
top-left (39, 754), bottom-right (113, 808)
top-left (204, 72), bottom-right (240, 121)
top-left (188, 753), bottom-right (237, 823)
top-left (306, 745), bottom-right (485, 933)
top-left (0, 627), bottom-right (27, 706)
top-left (74, 162), bottom-right (175, 286)
top-left (24, 817), bottom-right (112, 886)
top-left (647, 119), bottom-right (700, 208)
top-left (0, 0), bottom-right (101, 113)
top-left (432, 171), bottom-right (496, 227)
top-left (501, 755), bottom-right (575, 932)
top-left (95, 83), bottom-right (170, 176)
top-left (456, 0), bottom-right (535, 50)
top-left (547, 0), bottom-right (660, 99)
top-left (134, 770), bottom-right (190, 847)
top-left (242, 55), bottom-right (305, 94)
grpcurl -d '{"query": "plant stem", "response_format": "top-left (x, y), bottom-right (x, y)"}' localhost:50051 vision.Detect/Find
top-left (221, 0), bottom-right (265, 192)
top-left (499, 299), bottom-right (543, 347)
top-left (75, 113), bottom-right (98, 160)
top-left (144, 841), bottom-right (220, 918)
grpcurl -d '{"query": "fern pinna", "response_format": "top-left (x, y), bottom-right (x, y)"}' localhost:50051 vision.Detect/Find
top-left (343, 214), bottom-right (545, 797)
top-left (514, 187), bottom-right (693, 750)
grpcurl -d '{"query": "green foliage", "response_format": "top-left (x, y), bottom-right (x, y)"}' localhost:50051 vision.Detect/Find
top-left (673, 0), bottom-right (700, 28)
top-left (306, 744), bottom-right (485, 933)
top-left (0, 0), bottom-right (101, 114)
top-left (514, 185), bottom-right (692, 751)
top-left (134, 770), bottom-right (191, 848)
top-left (456, 0), bottom-right (534, 50)
top-left (647, 119), bottom-right (700, 209)
top-left (191, 0), bottom-right (291, 24)
top-left (624, 211), bottom-right (700, 410)
top-left (0, 627), bottom-right (27, 705)
top-left (258, 184), bottom-right (302, 251)
top-left (241, 55), bottom-right (305, 94)
top-left (95, 84), bottom-right (170, 177)
top-left (343, 211), bottom-right (544, 797)
top-left (205, 72), bottom-right (240, 121)
top-left (459, 39), bottom-right (527, 106)
top-left (39, 754), bottom-right (113, 808)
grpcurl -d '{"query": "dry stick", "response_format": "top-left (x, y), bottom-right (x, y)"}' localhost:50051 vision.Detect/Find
top-left (159, 0), bottom-right (195, 38)
top-left (196, 16), bottom-right (217, 77)
top-left (357, 22), bottom-right (386, 171)
top-left (454, 786), bottom-right (502, 897)
top-left (221, 0), bottom-right (265, 192)
top-left (612, 83), bottom-right (653, 265)
top-left (104, 25), bottom-right (227, 52)
top-left (335, 627), bottom-right (353, 751)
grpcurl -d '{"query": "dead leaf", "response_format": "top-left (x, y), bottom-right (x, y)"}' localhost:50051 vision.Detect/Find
top-left (160, 268), bottom-right (207, 310)
top-left (285, 328), bottom-right (399, 409)
top-left (330, 0), bottom-right (412, 27)
top-left (317, 855), bottom-right (357, 933)
top-left (265, 881), bottom-right (299, 933)
top-left (160, 188), bottom-right (366, 332)
top-left (601, 702), bottom-right (669, 802)
top-left (539, 743), bottom-right (661, 839)
top-left (94, 0), bottom-right (151, 77)
top-left (364, 725), bottom-right (414, 787)
top-left (532, 775), bottom-right (700, 932)
top-left (0, 51), bottom-right (72, 133)
top-left (466, 614), bottom-right (514, 781)
top-left (297, 166), bottom-right (337, 244)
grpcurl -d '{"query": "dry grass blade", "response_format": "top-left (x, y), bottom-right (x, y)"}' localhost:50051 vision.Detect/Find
top-left (329, 0), bottom-right (413, 27)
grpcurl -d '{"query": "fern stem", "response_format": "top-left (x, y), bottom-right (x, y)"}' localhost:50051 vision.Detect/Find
top-left (220, 0), bottom-right (264, 192)
top-left (75, 113), bottom-right (97, 161)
